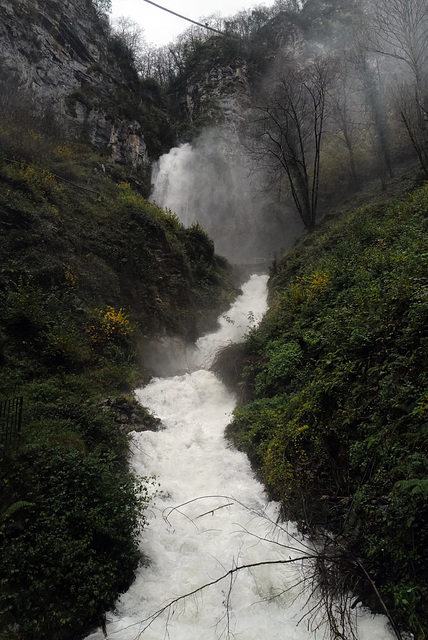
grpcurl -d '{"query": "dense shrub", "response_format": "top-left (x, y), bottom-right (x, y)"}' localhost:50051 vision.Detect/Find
top-left (226, 184), bottom-right (428, 638)
top-left (0, 446), bottom-right (151, 640)
top-left (0, 109), bottom-right (234, 639)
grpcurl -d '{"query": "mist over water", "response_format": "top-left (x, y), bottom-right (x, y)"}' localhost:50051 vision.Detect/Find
top-left (152, 127), bottom-right (301, 263)
top-left (85, 275), bottom-right (396, 640)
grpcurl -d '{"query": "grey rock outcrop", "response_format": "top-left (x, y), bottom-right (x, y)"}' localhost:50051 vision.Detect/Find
top-left (184, 61), bottom-right (251, 129)
top-left (0, 0), bottom-right (148, 167)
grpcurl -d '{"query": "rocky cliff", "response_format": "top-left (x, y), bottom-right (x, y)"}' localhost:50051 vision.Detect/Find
top-left (0, 0), bottom-right (151, 167)
top-left (173, 13), bottom-right (300, 132)
top-left (157, 25), bottom-right (302, 264)
top-left (183, 59), bottom-right (251, 130)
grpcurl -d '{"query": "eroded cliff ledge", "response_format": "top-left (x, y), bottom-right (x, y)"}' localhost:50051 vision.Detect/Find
top-left (0, 0), bottom-right (154, 167)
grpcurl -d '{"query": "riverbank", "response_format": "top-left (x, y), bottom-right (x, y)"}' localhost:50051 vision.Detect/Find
top-left (0, 132), bottom-right (235, 640)
top-left (84, 275), bottom-right (396, 640)
top-left (223, 180), bottom-right (428, 638)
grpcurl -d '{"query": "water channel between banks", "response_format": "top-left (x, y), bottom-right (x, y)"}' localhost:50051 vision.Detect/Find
top-left (85, 274), bottom-right (396, 640)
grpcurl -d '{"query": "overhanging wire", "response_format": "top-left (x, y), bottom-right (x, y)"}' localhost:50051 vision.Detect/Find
top-left (141, 0), bottom-right (225, 36)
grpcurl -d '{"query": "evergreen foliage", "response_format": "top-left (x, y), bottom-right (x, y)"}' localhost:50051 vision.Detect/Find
top-left (226, 183), bottom-right (428, 638)
top-left (0, 108), bottom-right (234, 639)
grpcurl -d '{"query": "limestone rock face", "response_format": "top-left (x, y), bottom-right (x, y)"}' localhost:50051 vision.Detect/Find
top-left (0, 0), bottom-right (148, 167)
top-left (178, 13), bottom-right (299, 131)
top-left (183, 60), bottom-right (251, 130)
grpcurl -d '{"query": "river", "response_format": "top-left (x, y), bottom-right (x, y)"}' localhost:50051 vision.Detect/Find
top-left (86, 274), bottom-right (396, 640)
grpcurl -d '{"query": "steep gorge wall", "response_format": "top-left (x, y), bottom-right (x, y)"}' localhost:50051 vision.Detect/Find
top-left (158, 26), bottom-right (303, 263)
top-left (0, 0), bottom-right (148, 167)
top-left (176, 12), bottom-right (300, 131)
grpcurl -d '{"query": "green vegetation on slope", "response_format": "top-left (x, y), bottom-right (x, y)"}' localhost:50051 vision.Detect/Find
top-left (225, 184), bottom-right (428, 638)
top-left (0, 114), bottom-right (234, 639)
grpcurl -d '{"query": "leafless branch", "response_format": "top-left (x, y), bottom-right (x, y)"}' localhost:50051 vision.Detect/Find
top-left (98, 493), bottom-right (402, 640)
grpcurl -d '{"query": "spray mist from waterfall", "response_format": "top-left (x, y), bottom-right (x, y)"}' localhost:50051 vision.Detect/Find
top-left (152, 127), bottom-right (302, 264)
top-left (84, 274), bottom-right (396, 640)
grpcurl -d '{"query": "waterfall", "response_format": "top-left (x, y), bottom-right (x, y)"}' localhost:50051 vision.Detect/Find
top-left (85, 275), bottom-right (396, 640)
top-left (151, 127), bottom-right (302, 264)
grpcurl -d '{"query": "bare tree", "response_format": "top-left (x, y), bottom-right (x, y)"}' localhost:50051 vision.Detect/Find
top-left (393, 78), bottom-right (428, 174)
top-left (351, 45), bottom-right (394, 185)
top-left (273, 0), bottom-right (302, 12)
top-left (369, 0), bottom-right (428, 85)
top-left (97, 495), bottom-right (402, 640)
top-left (368, 0), bottom-right (428, 172)
top-left (250, 56), bottom-right (334, 230)
top-left (224, 6), bottom-right (274, 38)
top-left (112, 16), bottom-right (148, 68)
top-left (111, 17), bottom-right (181, 86)
top-left (329, 58), bottom-right (367, 186)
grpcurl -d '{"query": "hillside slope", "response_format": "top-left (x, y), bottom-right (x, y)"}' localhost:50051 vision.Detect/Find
top-left (0, 111), bottom-right (234, 639)
top-left (224, 182), bottom-right (428, 638)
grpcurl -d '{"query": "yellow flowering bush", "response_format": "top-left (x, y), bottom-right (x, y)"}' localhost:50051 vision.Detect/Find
top-left (65, 267), bottom-right (77, 290)
top-left (54, 142), bottom-right (93, 160)
top-left (118, 181), bottom-right (132, 191)
top-left (88, 306), bottom-right (133, 345)
top-left (158, 207), bottom-right (181, 230)
top-left (309, 269), bottom-right (329, 294)
top-left (17, 162), bottom-right (63, 195)
top-left (54, 143), bottom-right (76, 159)
top-left (286, 275), bottom-right (307, 308)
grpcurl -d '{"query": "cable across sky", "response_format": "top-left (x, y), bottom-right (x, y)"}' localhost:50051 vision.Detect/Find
top-left (141, 0), bottom-right (225, 35)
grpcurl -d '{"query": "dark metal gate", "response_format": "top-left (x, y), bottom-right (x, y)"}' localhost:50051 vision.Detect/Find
top-left (0, 397), bottom-right (23, 448)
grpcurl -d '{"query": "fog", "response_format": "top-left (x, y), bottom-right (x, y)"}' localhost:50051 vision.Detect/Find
top-left (151, 126), bottom-right (302, 264)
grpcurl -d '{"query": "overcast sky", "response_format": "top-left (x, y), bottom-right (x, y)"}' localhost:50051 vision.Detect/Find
top-left (111, 0), bottom-right (276, 47)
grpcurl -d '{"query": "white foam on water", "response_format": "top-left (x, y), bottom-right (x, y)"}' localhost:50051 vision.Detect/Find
top-left (85, 275), bottom-right (396, 640)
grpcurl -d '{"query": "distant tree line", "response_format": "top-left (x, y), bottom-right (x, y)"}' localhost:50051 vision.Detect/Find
top-left (92, 0), bottom-right (112, 16)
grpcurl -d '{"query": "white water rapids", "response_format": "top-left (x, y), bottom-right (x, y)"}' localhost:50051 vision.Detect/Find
top-left (86, 275), bottom-right (396, 640)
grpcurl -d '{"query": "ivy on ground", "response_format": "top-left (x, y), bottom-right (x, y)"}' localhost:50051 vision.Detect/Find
top-left (226, 185), bottom-right (428, 639)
